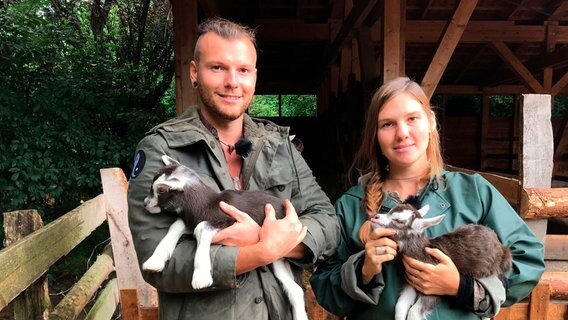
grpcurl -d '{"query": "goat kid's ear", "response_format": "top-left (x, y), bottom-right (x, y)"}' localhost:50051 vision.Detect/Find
top-left (417, 204), bottom-right (430, 217)
top-left (162, 155), bottom-right (181, 166)
top-left (159, 179), bottom-right (185, 191)
top-left (411, 214), bottom-right (445, 232)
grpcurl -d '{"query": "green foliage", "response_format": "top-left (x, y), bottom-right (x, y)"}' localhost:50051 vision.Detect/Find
top-left (249, 95), bottom-right (279, 116)
top-left (249, 94), bottom-right (316, 117)
top-left (0, 0), bottom-right (175, 273)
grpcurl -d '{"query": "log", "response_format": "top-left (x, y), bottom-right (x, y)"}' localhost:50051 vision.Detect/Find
top-left (49, 245), bottom-right (115, 320)
top-left (84, 279), bottom-right (119, 320)
top-left (519, 188), bottom-right (568, 219)
top-left (3, 210), bottom-right (50, 320)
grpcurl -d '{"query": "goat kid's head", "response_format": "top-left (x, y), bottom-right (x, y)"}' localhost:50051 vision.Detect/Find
top-left (370, 203), bottom-right (445, 236)
top-left (143, 155), bottom-right (202, 214)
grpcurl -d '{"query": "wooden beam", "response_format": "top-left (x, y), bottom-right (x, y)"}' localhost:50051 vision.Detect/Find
top-left (548, 1), bottom-right (568, 21)
top-left (552, 71), bottom-right (568, 96)
top-left (172, 0), bottom-right (198, 115)
top-left (356, 26), bottom-right (377, 83)
top-left (382, 0), bottom-right (404, 82)
top-left (520, 94), bottom-right (553, 241)
top-left (525, 45), bottom-right (568, 70)
top-left (254, 19), bottom-right (330, 41)
top-left (421, 0), bottom-right (478, 99)
top-left (403, 21), bottom-right (568, 43)
top-left (322, 0), bottom-right (379, 71)
top-left (491, 41), bottom-right (545, 93)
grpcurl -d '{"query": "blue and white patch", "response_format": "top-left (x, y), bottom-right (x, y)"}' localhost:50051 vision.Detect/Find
top-left (130, 150), bottom-right (146, 179)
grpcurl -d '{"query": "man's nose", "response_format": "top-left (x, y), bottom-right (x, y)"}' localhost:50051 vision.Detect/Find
top-left (224, 69), bottom-right (238, 88)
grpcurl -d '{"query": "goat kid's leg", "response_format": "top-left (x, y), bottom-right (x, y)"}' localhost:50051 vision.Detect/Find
top-left (272, 259), bottom-right (308, 320)
top-left (143, 218), bottom-right (188, 272)
top-left (407, 295), bottom-right (436, 320)
top-left (192, 221), bottom-right (219, 290)
top-left (395, 285), bottom-right (417, 320)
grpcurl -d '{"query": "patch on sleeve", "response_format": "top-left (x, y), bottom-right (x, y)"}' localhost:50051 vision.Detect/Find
top-left (130, 150), bottom-right (146, 179)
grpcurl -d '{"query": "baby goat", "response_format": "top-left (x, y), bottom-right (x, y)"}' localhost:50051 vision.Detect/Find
top-left (371, 203), bottom-right (512, 320)
top-left (142, 155), bottom-right (307, 320)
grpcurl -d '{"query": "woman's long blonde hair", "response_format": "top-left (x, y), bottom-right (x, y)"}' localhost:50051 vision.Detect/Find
top-left (352, 77), bottom-right (445, 243)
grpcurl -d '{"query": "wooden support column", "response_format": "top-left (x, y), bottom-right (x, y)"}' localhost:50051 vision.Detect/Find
top-left (421, 0), bottom-right (478, 99)
top-left (172, 0), bottom-right (198, 115)
top-left (382, 0), bottom-right (404, 83)
top-left (520, 94), bottom-right (553, 243)
top-left (3, 210), bottom-right (50, 320)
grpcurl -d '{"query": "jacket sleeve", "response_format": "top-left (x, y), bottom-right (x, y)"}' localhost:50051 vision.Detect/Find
top-left (310, 194), bottom-right (383, 316)
top-left (127, 134), bottom-right (239, 293)
top-left (474, 174), bottom-right (546, 306)
top-left (288, 143), bottom-right (339, 265)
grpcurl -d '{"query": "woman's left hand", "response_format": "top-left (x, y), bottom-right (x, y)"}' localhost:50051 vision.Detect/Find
top-left (402, 247), bottom-right (460, 296)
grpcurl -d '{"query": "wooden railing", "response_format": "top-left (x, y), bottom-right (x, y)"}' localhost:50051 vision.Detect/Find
top-left (0, 168), bottom-right (157, 320)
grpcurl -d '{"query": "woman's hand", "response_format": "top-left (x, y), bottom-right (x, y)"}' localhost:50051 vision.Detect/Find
top-left (402, 247), bottom-right (460, 296)
top-left (361, 228), bottom-right (398, 284)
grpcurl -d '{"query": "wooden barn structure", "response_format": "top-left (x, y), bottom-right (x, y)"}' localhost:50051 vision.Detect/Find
top-left (171, 0), bottom-right (568, 185)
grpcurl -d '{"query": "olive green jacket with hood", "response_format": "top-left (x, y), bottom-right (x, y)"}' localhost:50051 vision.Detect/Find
top-left (127, 107), bottom-right (339, 320)
top-left (310, 171), bottom-right (545, 320)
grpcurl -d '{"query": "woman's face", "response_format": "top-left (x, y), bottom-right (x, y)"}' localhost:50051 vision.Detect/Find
top-left (376, 92), bottom-right (432, 172)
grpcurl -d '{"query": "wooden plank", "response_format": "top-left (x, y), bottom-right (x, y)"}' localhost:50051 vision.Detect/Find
top-left (356, 26), bottom-right (377, 84)
top-left (119, 289), bottom-right (141, 320)
top-left (540, 272), bottom-right (568, 300)
top-left (383, 0), bottom-right (404, 82)
top-left (496, 302), bottom-right (568, 320)
top-left (84, 279), bottom-right (119, 320)
top-left (421, 0), bottom-right (478, 99)
top-left (171, 0), bottom-right (198, 115)
top-left (519, 188), bottom-right (568, 219)
top-left (491, 41), bottom-right (545, 93)
top-left (544, 234), bottom-right (568, 262)
top-left (529, 283), bottom-right (550, 320)
top-left (140, 307), bottom-right (160, 320)
top-left (3, 210), bottom-right (50, 320)
top-left (49, 246), bottom-right (115, 320)
top-left (445, 165), bottom-right (520, 205)
top-left (100, 168), bottom-right (158, 309)
top-left (0, 196), bottom-right (107, 311)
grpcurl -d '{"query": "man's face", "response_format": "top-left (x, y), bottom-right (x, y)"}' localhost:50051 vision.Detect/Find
top-left (190, 32), bottom-right (257, 123)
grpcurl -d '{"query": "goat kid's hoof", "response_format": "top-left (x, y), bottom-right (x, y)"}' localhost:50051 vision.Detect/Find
top-left (142, 257), bottom-right (166, 272)
top-left (192, 270), bottom-right (213, 289)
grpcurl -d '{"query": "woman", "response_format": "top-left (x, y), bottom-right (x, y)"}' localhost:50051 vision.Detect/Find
top-left (310, 77), bottom-right (545, 319)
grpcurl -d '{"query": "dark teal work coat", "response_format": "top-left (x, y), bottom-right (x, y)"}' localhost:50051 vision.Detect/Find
top-left (310, 171), bottom-right (545, 320)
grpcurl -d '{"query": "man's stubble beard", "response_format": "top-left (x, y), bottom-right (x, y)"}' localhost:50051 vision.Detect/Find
top-left (198, 84), bottom-right (251, 122)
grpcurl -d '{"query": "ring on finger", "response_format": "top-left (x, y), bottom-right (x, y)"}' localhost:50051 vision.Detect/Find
top-left (375, 246), bottom-right (386, 255)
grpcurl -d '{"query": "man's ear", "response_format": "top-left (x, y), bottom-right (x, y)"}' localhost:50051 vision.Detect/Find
top-left (190, 60), bottom-right (198, 83)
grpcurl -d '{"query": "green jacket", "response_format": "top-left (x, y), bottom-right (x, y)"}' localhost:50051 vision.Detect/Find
top-left (310, 171), bottom-right (545, 320)
top-left (127, 107), bottom-right (339, 320)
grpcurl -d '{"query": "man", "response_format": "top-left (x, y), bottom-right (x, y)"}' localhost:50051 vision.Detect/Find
top-left (127, 17), bottom-right (339, 319)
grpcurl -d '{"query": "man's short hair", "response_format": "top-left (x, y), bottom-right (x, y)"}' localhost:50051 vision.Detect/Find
top-left (194, 17), bottom-right (257, 62)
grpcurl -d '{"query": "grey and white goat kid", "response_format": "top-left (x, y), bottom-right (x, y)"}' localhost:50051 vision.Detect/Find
top-left (371, 203), bottom-right (512, 320)
top-left (142, 155), bottom-right (308, 320)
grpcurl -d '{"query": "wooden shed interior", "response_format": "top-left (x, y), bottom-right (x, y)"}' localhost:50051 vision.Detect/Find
top-left (171, 0), bottom-right (568, 199)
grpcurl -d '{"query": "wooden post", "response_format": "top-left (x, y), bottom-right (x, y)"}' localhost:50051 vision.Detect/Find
top-left (520, 94), bottom-right (553, 243)
top-left (3, 210), bottom-right (50, 320)
top-left (100, 168), bottom-right (158, 317)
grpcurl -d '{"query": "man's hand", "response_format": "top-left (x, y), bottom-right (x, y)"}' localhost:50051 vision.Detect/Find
top-left (211, 201), bottom-right (261, 246)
